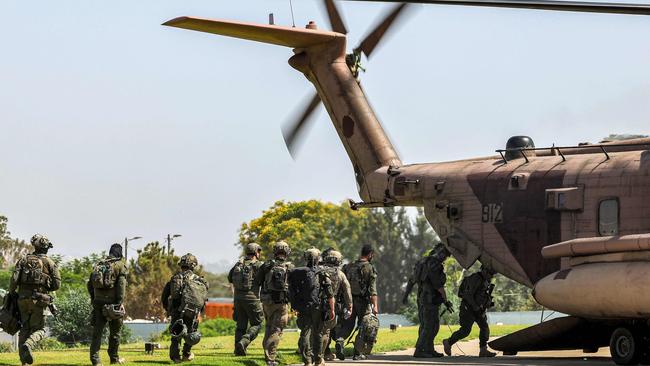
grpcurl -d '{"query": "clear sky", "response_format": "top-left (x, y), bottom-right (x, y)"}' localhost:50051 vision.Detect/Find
top-left (1, 0), bottom-right (649, 267)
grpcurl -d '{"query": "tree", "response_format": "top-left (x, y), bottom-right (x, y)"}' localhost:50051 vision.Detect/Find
top-left (238, 200), bottom-right (367, 263)
top-left (0, 216), bottom-right (29, 269)
top-left (125, 242), bottom-right (180, 321)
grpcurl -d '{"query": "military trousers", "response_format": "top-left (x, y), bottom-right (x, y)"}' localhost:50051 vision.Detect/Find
top-left (448, 302), bottom-right (490, 348)
top-left (262, 302), bottom-right (289, 363)
top-left (17, 299), bottom-right (47, 364)
top-left (169, 312), bottom-right (199, 361)
top-left (233, 298), bottom-right (263, 347)
top-left (335, 296), bottom-right (371, 355)
top-left (90, 302), bottom-right (123, 365)
top-left (297, 310), bottom-right (329, 365)
top-left (414, 302), bottom-right (440, 355)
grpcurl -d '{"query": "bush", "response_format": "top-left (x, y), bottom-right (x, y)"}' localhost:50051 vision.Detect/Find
top-left (47, 289), bottom-right (134, 346)
top-left (198, 318), bottom-right (236, 337)
top-left (0, 341), bottom-right (13, 353)
top-left (36, 338), bottom-right (68, 351)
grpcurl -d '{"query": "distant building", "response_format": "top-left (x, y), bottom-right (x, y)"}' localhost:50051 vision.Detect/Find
top-left (205, 297), bottom-right (233, 320)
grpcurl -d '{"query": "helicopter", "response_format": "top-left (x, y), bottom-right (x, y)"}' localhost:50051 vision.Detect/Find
top-left (163, 0), bottom-right (650, 364)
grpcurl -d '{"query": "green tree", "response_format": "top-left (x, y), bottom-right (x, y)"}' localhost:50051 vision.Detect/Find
top-left (125, 242), bottom-right (179, 321)
top-left (238, 200), bottom-right (367, 263)
top-left (0, 216), bottom-right (29, 269)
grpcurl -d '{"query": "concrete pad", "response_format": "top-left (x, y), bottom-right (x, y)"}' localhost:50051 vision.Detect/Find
top-left (319, 338), bottom-right (614, 366)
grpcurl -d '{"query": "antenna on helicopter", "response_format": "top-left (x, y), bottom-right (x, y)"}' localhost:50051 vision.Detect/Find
top-left (282, 0), bottom-right (411, 158)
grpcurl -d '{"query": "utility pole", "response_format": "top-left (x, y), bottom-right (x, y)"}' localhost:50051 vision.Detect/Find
top-left (124, 236), bottom-right (142, 264)
top-left (166, 234), bottom-right (182, 255)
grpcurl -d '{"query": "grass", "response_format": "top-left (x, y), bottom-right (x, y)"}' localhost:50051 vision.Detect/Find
top-left (0, 325), bottom-right (524, 366)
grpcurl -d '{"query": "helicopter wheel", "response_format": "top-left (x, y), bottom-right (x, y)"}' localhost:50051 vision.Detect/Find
top-left (610, 327), bottom-right (640, 365)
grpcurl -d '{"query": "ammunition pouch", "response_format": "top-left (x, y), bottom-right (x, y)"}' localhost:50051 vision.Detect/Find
top-left (31, 292), bottom-right (53, 308)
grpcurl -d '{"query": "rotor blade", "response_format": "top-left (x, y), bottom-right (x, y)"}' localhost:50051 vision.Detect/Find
top-left (324, 0), bottom-right (349, 34)
top-left (282, 93), bottom-right (322, 158)
top-left (356, 3), bottom-right (410, 58)
top-left (345, 0), bottom-right (650, 16)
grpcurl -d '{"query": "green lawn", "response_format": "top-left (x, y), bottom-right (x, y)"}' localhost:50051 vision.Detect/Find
top-left (0, 325), bottom-right (524, 366)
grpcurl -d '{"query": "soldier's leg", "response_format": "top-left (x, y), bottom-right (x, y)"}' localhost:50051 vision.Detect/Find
top-left (90, 305), bottom-right (108, 365)
top-left (417, 303), bottom-right (440, 356)
top-left (169, 317), bottom-right (181, 361)
top-left (476, 312), bottom-right (490, 348)
top-left (321, 318), bottom-right (337, 362)
top-left (17, 300), bottom-right (32, 365)
top-left (182, 315), bottom-right (198, 359)
top-left (447, 304), bottom-right (475, 345)
top-left (297, 313), bottom-right (313, 365)
top-left (414, 300), bottom-right (426, 354)
top-left (107, 317), bottom-right (124, 363)
top-left (234, 300), bottom-right (248, 344)
top-left (352, 300), bottom-right (372, 357)
top-left (243, 300), bottom-right (263, 347)
top-left (312, 313), bottom-right (330, 365)
top-left (263, 303), bottom-right (288, 364)
top-left (22, 303), bottom-right (46, 364)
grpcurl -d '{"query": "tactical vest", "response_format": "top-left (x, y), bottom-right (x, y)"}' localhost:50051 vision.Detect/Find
top-left (19, 255), bottom-right (49, 288)
top-left (263, 260), bottom-right (291, 303)
top-left (321, 265), bottom-right (341, 297)
top-left (231, 259), bottom-right (256, 292)
top-left (347, 261), bottom-right (371, 297)
top-left (91, 259), bottom-right (120, 289)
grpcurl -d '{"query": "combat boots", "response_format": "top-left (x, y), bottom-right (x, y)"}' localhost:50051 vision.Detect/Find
top-left (335, 340), bottom-right (346, 360)
top-left (234, 340), bottom-right (247, 356)
top-left (19, 344), bottom-right (33, 365)
top-left (323, 348), bottom-right (335, 361)
top-left (182, 352), bottom-right (195, 361)
top-left (110, 357), bottom-right (126, 364)
top-left (442, 339), bottom-right (452, 356)
top-left (479, 346), bottom-right (497, 357)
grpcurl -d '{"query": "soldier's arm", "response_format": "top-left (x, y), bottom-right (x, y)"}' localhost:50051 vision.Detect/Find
top-left (161, 281), bottom-right (171, 313)
top-left (369, 266), bottom-right (378, 314)
top-left (48, 261), bottom-right (62, 292)
top-left (115, 264), bottom-right (127, 304)
top-left (253, 262), bottom-right (267, 290)
top-left (9, 259), bottom-right (21, 293)
top-left (87, 274), bottom-right (95, 301)
top-left (403, 267), bottom-right (417, 303)
top-left (340, 271), bottom-right (353, 312)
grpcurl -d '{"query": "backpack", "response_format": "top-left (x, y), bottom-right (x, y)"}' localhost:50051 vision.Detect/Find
top-left (321, 265), bottom-right (341, 296)
top-left (288, 267), bottom-right (320, 314)
top-left (91, 259), bottom-right (118, 289)
top-left (358, 313), bottom-right (380, 354)
top-left (0, 292), bottom-right (20, 335)
top-left (19, 255), bottom-right (48, 287)
top-left (457, 275), bottom-right (471, 299)
top-left (264, 260), bottom-right (290, 295)
top-left (347, 261), bottom-right (368, 297)
top-left (180, 273), bottom-right (208, 315)
top-left (231, 259), bottom-right (254, 291)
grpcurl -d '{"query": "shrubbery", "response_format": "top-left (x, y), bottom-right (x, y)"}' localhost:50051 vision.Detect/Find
top-left (198, 318), bottom-right (236, 337)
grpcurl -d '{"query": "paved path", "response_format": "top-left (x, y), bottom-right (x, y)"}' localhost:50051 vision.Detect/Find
top-left (321, 338), bottom-right (615, 366)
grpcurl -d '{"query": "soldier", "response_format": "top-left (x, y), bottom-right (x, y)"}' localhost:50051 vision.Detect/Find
top-left (162, 253), bottom-right (209, 364)
top-left (87, 243), bottom-right (128, 366)
top-left (289, 248), bottom-right (334, 366)
top-left (256, 241), bottom-right (294, 366)
top-left (335, 244), bottom-right (378, 361)
top-left (9, 234), bottom-right (61, 366)
top-left (443, 265), bottom-right (497, 358)
top-left (320, 250), bottom-right (352, 363)
top-left (228, 243), bottom-right (264, 356)
top-left (402, 243), bottom-right (451, 358)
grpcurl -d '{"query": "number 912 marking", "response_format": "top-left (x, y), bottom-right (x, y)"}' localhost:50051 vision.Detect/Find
top-left (482, 203), bottom-right (503, 223)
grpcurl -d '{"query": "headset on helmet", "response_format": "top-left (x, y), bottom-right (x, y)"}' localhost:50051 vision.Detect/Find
top-left (179, 253), bottom-right (198, 269)
top-left (324, 250), bottom-right (343, 266)
top-left (245, 243), bottom-right (262, 255)
top-left (30, 234), bottom-right (53, 250)
top-left (273, 241), bottom-right (291, 257)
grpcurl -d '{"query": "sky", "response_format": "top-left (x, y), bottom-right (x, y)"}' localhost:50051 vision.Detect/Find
top-left (1, 0), bottom-right (649, 268)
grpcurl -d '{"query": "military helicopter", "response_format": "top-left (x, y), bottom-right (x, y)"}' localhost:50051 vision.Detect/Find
top-left (164, 0), bottom-right (650, 364)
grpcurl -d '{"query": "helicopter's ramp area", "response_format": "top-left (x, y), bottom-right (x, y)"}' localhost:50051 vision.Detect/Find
top-left (163, 17), bottom-right (344, 48)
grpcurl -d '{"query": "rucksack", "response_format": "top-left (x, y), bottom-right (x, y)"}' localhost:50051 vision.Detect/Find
top-left (358, 313), bottom-right (380, 355)
top-left (231, 259), bottom-right (254, 291)
top-left (347, 261), bottom-right (368, 297)
top-left (264, 260), bottom-right (290, 295)
top-left (321, 265), bottom-right (341, 296)
top-left (458, 275), bottom-right (471, 298)
top-left (288, 267), bottom-right (320, 314)
top-left (0, 292), bottom-right (20, 335)
top-left (180, 272), bottom-right (208, 315)
top-left (19, 255), bottom-right (48, 287)
top-left (91, 259), bottom-right (118, 289)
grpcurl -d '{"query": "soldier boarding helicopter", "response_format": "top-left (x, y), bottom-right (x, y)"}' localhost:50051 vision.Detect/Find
top-left (163, 0), bottom-right (650, 364)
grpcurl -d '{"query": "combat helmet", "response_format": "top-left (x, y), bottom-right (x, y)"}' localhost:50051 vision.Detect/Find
top-left (170, 319), bottom-right (188, 339)
top-left (480, 264), bottom-right (496, 277)
top-left (323, 250), bottom-right (343, 266)
top-left (30, 234), bottom-right (53, 250)
top-left (273, 241), bottom-right (291, 257)
top-left (303, 247), bottom-right (321, 266)
top-left (244, 243), bottom-right (262, 256)
top-left (179, 253), bottom-right (198, 269)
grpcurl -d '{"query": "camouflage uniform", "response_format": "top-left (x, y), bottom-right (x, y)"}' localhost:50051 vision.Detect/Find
top-left (162, 253), bottom-right (209, 363)
top-left (294, 248), bottom-right (335, 366)
top-left (336, 256), bottom-right (377, 359)
top-left (9, 234), bottom-right (61, 366)
top-left (320, 250), bottom-right (352, 363)
top-left (403, 244), bottom-right (449, 358)
top-left (87, 244), bottom-right (128, 366)
top-left (228, 243), bottom-right (264, 356)
top-left (255, 241), bottom-right (294, 366)
top-left (443, 266), bottom-right (496, 357)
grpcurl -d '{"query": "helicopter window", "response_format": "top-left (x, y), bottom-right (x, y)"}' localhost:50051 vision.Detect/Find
top-left (598, 199), bottom-right (619, 236)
